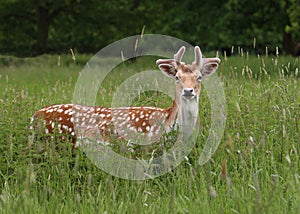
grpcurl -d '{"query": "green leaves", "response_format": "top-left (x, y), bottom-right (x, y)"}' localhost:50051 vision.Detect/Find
top-left (0, 0), bottom-right (299, 56)
top-left (286, 0), bottom-right (300, 39)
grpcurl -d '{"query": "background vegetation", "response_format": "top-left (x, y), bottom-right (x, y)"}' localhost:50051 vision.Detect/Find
top-left (0, 0), bottom-right (300, 56)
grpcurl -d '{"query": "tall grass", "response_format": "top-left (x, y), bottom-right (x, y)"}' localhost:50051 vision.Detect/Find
top-left (0, 53), bottom-right (299, 213)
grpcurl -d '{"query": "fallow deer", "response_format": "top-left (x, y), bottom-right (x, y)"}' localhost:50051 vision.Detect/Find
top-left (30, 46), bottom-right (220, 151)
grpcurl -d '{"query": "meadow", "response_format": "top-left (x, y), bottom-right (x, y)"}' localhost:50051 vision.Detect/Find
top-left (0, 51), bottom-right (299, 213)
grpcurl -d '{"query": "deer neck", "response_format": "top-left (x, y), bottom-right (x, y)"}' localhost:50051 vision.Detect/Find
top-left (176, 89), bottom-right (199, 136)
top-left (165, 93), bottom-right (199, 137)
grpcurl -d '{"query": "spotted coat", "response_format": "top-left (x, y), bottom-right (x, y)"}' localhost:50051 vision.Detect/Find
top-left (31, 103), bottom-right (177, 147)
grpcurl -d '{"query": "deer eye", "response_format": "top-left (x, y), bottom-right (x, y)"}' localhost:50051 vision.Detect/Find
top-left (175, 76), bottom-right (180, 82)
top-left (197, 75), bottom-right (202, 82)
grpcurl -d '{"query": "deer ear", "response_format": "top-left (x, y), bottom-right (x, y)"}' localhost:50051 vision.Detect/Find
top-left (158, 63), bottom-right (177, 77)
top-left (201, 58), bottom-right (221, 76)
top-left (202, 63), bottom-right (218, 76)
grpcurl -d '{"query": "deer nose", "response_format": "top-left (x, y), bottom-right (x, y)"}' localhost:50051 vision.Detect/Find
top-left (183, 88), bottom-right (194, 96)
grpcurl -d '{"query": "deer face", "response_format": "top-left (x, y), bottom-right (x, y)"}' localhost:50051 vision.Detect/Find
top-left (156, 46), bottom-right (220, 102)
top-left (174, 63), bottom-right (201, 101)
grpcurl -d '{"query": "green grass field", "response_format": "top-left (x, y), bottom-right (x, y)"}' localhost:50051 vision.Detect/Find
top-left (0, 52), bottom-right (299, 213)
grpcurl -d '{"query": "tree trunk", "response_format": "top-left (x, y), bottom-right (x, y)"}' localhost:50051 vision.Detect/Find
top-left (35, 6), bottom-right (50, 55)
top-left (282, 31), bottom-right (294, 55)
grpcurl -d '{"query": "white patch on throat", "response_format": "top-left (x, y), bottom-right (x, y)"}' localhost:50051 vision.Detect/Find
top-left (176, 95), bottom-right (199, 137)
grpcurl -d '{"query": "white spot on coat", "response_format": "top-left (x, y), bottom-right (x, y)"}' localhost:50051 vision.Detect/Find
top-left (57, 109), bottom-right (64, 113)
top-left (146, 126), bottom-right (150, 132)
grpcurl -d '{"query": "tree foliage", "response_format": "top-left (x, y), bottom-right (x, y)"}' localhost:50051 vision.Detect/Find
top-left (0, 0), bottom-right (299, 56)
top-left (286, 0), bottom-right (300, 40)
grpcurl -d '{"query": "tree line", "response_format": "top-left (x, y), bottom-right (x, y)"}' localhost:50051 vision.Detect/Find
top-left (0, 0), bottom-right (299, 56)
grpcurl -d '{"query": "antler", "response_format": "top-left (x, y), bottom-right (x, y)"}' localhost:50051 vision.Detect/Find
top-left (194, 46), bottom-right (202, 67)
top-left (156, 46), bottom-right (206, 69)
top-left (174, 46), bottom-right (186, 66)
top-left (156, 46), bottom-right (186, 67)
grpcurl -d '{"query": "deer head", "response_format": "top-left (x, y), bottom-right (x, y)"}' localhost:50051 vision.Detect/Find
top-left (156, 46), bottom-right (220, 103)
